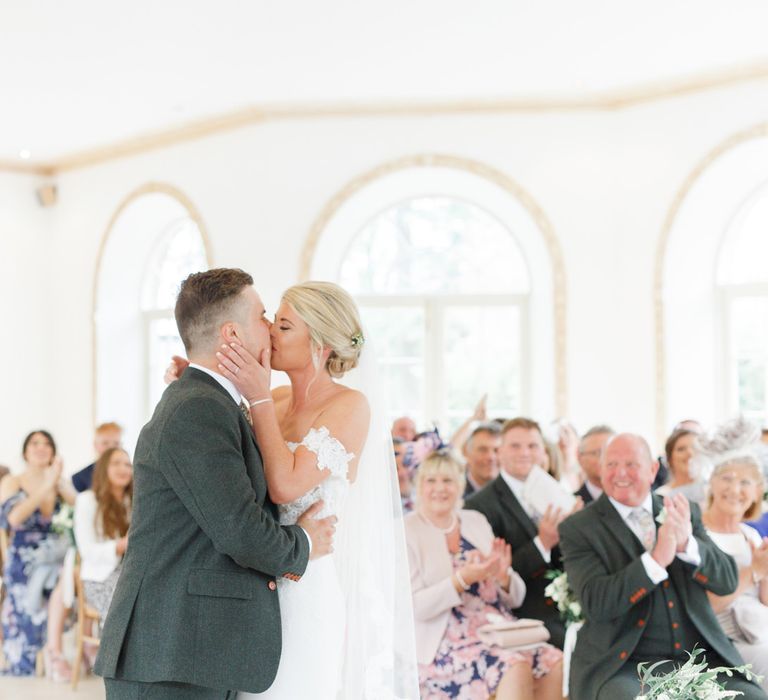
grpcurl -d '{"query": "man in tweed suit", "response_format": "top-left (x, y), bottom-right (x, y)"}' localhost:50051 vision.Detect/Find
top-left (95, 268), bottom-right (336, 699)
top-left (559, 433), bottom-right (766, 699)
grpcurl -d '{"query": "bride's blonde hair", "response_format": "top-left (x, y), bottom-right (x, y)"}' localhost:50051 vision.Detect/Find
top-left (281, 281), bottom-right (364, 378)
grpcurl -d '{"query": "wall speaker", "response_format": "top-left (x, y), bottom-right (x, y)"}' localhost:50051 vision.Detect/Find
top-left (36, 184), bottom-right (57, 207)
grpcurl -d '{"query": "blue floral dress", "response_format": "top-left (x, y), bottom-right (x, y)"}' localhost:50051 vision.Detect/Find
top-left (1, 491), bottom-right (66, 675)
top-left (418, 537), bottom-right (562, 699)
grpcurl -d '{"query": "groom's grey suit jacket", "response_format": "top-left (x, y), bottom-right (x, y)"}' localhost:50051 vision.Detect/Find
top-left (94, 368), bottom-right (310, 694)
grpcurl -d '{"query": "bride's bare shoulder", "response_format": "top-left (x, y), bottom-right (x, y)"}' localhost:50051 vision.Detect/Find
top-left (330, 386), bottom-right (369, 412)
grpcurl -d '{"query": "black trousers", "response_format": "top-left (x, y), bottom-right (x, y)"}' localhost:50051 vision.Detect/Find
top-left (596, 654), bottom-right (767, 700)
top-left (104, 677), bottom-right (235, 700)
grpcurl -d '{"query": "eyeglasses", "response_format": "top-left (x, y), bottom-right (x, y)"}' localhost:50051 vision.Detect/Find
top-left (578, 449), bottom-right (601, 458)
top-left (714, 473), bottom-right (758, 488)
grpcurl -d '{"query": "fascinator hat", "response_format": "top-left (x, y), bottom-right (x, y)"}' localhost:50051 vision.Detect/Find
top-left (692, 416), bottom-right (761, 482)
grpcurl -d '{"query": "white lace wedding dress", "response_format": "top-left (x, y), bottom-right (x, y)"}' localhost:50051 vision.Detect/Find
top-left (239, 426), bottom-right (353, 700)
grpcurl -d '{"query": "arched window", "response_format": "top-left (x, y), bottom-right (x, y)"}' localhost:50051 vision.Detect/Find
top-left (140, 217), bottom-right (208, 412)
top-left (95, 187), bottom-right (209, 449)
top-left (717, 179), bottom-right (768, 424)
top-left (340, 196), bottom-right (529, 431)
top-left (306, 160), bottom-right (562, 434)
top-left (660, 130), bottom-right (768, 432)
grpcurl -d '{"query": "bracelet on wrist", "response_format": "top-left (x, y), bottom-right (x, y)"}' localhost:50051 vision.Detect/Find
top-left (248, 397), bottom-right (273, 407)
top-left (454, 570), bottom-right (471, 591)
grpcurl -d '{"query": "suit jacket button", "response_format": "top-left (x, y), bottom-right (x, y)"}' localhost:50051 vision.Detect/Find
top-left (268, 581), bottom-right (277, 591)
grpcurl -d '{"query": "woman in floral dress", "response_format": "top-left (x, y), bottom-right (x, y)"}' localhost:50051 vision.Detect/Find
top-left (405, 449), bottom-right (563, 700)
top-left (0, 430), bottom-right (74, 677)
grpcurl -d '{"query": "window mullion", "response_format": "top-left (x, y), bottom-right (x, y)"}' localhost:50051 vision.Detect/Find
top-left (423, 299), bottom-right (442, 432)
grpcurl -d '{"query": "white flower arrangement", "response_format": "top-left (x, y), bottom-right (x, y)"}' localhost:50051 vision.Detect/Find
top-left (51, 503), bottom-right (76, 547)
top-left (544, 570), bottom-right (583, 625)
top-left (635, 647), bottom-right (761, 699)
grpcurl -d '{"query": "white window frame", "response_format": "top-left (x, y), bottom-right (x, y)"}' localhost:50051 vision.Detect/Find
top-left (718, 282), bottom-right (768, 423)
top-left (357, 293), bottom-right (529, 430)
top-left (142, 309), bottom-right (179, 417)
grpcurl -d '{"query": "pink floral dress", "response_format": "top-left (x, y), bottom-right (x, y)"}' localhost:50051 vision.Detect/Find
top-left (418, 537), bottom-right (562, 699)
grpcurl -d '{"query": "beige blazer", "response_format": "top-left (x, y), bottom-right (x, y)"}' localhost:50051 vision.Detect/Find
top-left (405, 508), bottom-right (526, 665)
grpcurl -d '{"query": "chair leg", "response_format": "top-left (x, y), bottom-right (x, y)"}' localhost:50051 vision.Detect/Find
top-left (35, 648), bottom-right (44, 677)
top-left (71, 622), bottom-right (83, 690)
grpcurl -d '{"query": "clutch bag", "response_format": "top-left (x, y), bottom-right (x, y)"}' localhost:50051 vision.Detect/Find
top-left (477, 616), bottom-right (550, 648)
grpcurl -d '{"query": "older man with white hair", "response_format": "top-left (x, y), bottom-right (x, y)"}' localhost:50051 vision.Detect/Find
top-left (559, 433), bottom-right (766, 699)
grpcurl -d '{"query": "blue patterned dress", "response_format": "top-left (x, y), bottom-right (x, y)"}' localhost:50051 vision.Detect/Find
top-left (418, 537), bottom-right (562, 699)
top-left (1, 491), bottom-right (65, 675)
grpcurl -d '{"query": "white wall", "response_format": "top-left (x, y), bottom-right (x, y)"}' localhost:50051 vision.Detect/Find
top-left (0, 173), bottom-right (55, 471)
top-left (4, 79), bottom-right (768, 467)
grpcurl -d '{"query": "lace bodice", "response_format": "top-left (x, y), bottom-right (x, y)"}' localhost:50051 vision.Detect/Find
top-left (278, 426), bottom-right (354, 526)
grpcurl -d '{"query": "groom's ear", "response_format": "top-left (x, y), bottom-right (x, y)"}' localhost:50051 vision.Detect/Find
top-left (220, 322), bottom-right (238, 344)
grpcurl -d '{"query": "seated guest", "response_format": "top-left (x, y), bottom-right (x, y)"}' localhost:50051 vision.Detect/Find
top-left (396, 429), bottom-right (445, 513)
top-left (74, 446), bottom-right (133, 621)
top-left (0, 431), bottom-right (74, 677)
top-left (575, 425), bottom-right (614, 504)
top-left (700, 419), bottom-right (768, 691)
top-left (466, 417), bottom-right (573, 648)
top-left (406, 450), bottom-right (563, 700)
top-left (394, 438), bottom-right (414, 513)
top-left (559, 432), bottom-right (765, 699)
top-left (0, 465), bottom-right (9, 481)
top-left (748, 511), bottom-right (768, 538)
top-left (541, 439), bottom-right (561, 482)
top-left (71, 422), bottom-right (123, 493)
top-left (392, 416), bottom-right (417, 442)
top-left (551, 419), bottom-right (581, 491)
top-left (462, 423), bottom-right (501, 498)
top-left (655, 428), bottom-right (705, 505)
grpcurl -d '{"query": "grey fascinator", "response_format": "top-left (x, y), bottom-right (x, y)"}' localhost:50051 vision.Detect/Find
top-left (693, 417), bottom-right (761, 481)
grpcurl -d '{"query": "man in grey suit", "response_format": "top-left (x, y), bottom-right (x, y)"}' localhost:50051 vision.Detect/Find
top-left (559, 433), bottom-right (766, 699)
top-left (95, 268), bottom-right (336, 699)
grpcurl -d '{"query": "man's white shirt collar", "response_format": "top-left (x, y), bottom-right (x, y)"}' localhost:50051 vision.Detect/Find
top-left (609, 492), bottom-right (654, 522)
top-left (499, 469), bottom-right (535, 517)
top-left (188, 363), bottom-right (242, 405)
top-left (585, 480), bottom-right (603, 501)
top-left (499, 468), bottom-right (526, 500)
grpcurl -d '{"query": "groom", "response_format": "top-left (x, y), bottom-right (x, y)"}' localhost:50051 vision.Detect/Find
top-left (95, 268), bottom-right (336, 699)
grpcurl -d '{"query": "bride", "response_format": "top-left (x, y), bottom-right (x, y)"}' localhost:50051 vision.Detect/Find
top-left (172, 281), bottom-right (417, 699)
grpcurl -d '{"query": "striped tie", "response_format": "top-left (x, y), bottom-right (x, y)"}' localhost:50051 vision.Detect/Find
top-left (239, 400), bottom-right (253, 427)
top-left (629, 508), bottom-right (656, 552)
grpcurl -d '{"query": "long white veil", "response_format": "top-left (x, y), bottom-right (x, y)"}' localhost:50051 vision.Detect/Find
top-left (334, 331), bottom-right (420, 699)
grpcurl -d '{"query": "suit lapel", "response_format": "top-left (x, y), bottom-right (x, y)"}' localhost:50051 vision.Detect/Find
top-left (186, 367), bottom-right (264, 487)
top-left (493, 477), bottom-right (538, 539)
top-left (593, 494), bottom-right (646, 560)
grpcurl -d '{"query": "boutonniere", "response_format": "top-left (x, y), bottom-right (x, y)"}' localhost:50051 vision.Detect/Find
top-left (655, 507), bottom-right (667, 526)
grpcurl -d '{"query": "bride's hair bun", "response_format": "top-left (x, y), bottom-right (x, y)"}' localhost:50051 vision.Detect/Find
top-left (282, 281), bottom-right (364, 378)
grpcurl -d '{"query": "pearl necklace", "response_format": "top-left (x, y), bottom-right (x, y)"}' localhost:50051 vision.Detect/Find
top-left (437, 514), bottom-right (458, 535)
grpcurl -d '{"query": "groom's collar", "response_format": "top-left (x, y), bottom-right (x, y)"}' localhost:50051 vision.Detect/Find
top-left (188, 363), bottom-right (242, 405)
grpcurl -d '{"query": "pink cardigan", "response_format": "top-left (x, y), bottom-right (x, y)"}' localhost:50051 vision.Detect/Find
top-left (405, 509), bottom-right (526, 665)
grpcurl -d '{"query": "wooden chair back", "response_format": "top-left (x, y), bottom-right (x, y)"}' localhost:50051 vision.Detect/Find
top-left (71, 560), bottom-right (102, 690)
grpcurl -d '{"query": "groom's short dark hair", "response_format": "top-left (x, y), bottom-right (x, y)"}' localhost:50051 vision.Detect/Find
top-left (175, 268), bottom-right (254, 353)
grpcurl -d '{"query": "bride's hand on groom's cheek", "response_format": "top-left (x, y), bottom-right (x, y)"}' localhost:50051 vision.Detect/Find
top-left (216, 342), bottom-right (272, 402)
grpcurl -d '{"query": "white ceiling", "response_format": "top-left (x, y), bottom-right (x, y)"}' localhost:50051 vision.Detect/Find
top-left (3, 0), bottom-right (768, 164)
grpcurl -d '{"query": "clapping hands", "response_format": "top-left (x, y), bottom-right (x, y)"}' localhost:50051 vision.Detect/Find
top-left (457, 538), bottom-right (513, 589)
top-left (749, 537), bottom-right (768, 582)
top-left (652, 494), bottom-right (693, 568)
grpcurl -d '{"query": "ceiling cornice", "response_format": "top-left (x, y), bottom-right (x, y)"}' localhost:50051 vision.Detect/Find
top-left (5, 59), bottom-right (768, 177)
